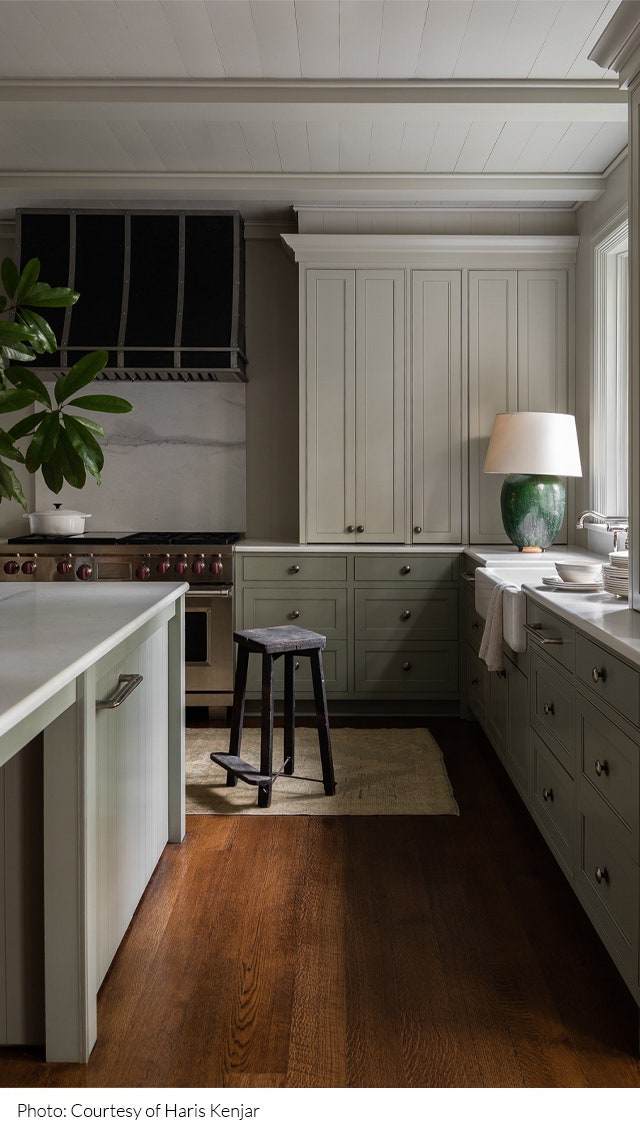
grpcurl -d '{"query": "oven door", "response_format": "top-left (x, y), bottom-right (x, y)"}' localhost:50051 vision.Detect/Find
top-left (184, 587), bottom-right (234, 695)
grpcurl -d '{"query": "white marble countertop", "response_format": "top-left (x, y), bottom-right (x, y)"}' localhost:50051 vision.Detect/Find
top-left (236, 540), bottom-right (464, 553)
top-left (0, 581), bottom-right (188, 739)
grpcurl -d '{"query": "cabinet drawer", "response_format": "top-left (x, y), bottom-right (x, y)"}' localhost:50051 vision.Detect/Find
top-left (241, 588), bottom-right (347, 639)
top-left (467, 647), bottom-right (488, 720)
top-left (354, 642), bottom-right (458, 694)
top-left (354, 554), bottom-right (458, 583)
top-left (241, 555), bottom-right (348, 583)
top-left (575, 632), bottom-right (640, 728)
top-left (530, 730), bottom-right (574, 878)
top-left (529, 648), bottom-right (575, 774)
top-left (246, 640), bottom-right (348, 695)
top-left (525, 599), bottom-right (575, 674)
top-left (465, 582), bottom-right (484, 652)
top-left (577, 781), bottom-right (639, 981)
top-left (577, 694), bottom-right (639, 852)
top-left (354, 588), bottom-right (457, 640)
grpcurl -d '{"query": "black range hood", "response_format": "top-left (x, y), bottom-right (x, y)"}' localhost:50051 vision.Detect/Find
top-left (16, 209), bottom-right (247, 382)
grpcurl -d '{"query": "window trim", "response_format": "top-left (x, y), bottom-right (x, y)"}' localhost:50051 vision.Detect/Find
top-left (592, 213), bottom-right (629, 517)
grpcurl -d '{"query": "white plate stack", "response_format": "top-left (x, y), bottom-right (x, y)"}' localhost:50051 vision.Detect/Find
top-left (602, 550), bottom-right (629, 597)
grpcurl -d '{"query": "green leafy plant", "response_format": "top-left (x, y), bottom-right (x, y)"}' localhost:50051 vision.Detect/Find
top-left (0, 256), bottom-right (132, 509)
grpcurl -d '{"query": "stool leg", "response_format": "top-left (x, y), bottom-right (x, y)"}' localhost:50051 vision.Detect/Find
top-left (310, 649), bottom-right (336, 797)
top-left (226, 645), bottom-right (249, 787)
top-left (258, 653), bottom-right (275, 808)
top-left (283, 652), bottom-right (296, 776)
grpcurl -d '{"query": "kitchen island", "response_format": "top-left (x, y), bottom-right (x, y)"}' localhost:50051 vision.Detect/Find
top-left (0, 581), bottom-right (187, 1063)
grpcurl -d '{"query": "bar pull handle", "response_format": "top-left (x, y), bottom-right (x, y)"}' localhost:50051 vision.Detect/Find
top-left (523, 622), bottom-right (563, 646)
top-left (96, 673), bottom-right (143, 710)
top-left (461, 571), bottom-right (476, 582)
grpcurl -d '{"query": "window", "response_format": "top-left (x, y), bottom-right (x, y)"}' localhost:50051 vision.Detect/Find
top-left (592, 217), bottom-right (629, 517)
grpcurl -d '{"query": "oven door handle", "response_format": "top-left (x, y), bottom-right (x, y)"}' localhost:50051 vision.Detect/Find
top-left (187, 587), bottom-right (233, 598)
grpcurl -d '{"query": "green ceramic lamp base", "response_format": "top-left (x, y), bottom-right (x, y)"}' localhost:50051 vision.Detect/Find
top-left (500, 473), bottom-right (566, 552)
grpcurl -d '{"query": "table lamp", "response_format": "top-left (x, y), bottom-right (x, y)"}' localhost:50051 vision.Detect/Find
top-left (483, 412), bottom-right (582, 552)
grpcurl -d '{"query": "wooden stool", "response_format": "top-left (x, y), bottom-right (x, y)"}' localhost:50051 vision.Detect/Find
top-left (210, 625), bottom-right (336, 808)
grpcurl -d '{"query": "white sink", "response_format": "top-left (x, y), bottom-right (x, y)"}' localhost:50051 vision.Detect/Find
top-left (474, 565), bottom-right (554, 653)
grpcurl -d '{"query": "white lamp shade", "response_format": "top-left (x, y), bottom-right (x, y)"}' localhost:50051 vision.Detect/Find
top-left (483, 412), bottom-right (582, 477)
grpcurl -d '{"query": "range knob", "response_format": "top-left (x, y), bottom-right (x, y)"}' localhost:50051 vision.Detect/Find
top-left (136, 564), bottom-right (151, 581)
top-left (157, 557), bottom-right (171, 575)
top-left (76, 563), bottom-right (93, 581)
top-left (175, 557), bottom-right (188, 576)
top-left (4, 560), bottom-right (19, 575)
top-left (192, 556), bottom-right (206, 575)
top-left (21, 560), bottom-right (37, 575)
top-left (57, 560), bottom-right (73, 576)
top-left (210, 557), bottom-right (223, 575)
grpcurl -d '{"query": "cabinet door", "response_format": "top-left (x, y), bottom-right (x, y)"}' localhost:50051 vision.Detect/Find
top-left (468, 270), bottom-right (518, 544)
top-left (354, 268), bottom-right (406, 542)
top-left (411, 270), bottom-right (463, 542)
top-left (305, 269), bottom-right (356, 543)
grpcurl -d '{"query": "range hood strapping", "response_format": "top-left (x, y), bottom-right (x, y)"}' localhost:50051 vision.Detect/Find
top-left (16, 209), bottom-right (247, 382)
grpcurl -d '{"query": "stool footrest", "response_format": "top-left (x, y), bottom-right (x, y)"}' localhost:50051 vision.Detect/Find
top-left (210, 752), bottom-right (273, 786)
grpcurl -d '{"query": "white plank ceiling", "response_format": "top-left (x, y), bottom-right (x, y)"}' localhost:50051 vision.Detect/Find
top-left (0, 0), bottom-right (628, 217)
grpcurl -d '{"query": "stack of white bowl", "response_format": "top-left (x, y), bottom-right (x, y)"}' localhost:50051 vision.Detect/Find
top-left (602, 550), bottom-right (629, 597)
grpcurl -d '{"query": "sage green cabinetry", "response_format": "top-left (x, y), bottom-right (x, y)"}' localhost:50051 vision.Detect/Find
top-left (236, 549), bottom-right (459, 703)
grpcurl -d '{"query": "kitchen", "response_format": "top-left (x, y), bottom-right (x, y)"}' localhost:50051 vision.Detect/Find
top-left (2, 0), bottom-right (640, 1121)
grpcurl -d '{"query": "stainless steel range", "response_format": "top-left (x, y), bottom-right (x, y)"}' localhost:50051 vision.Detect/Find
top-left (0, 530), bottom-right (242, 714)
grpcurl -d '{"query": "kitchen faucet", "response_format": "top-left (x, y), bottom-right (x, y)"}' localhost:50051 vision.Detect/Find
top-left (576, 510), bottom-right (629, 550)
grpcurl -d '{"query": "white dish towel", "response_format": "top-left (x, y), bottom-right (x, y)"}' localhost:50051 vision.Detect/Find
top-left (479, 582), bottom-right (509, 671)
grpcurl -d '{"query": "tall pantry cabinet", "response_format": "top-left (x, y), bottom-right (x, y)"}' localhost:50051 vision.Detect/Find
top-left (282, 235), bottom-right (577, 546)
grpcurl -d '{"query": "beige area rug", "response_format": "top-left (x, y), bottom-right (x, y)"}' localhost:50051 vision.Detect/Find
top-left (185, 727), bottom-right (459, 816)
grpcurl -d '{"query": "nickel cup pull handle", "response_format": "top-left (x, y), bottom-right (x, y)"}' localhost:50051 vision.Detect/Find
top-left (96, 673), bottom-right (143, 710)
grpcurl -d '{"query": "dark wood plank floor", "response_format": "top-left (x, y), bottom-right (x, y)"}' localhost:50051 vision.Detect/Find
top-left (2, 718), bottom-right (640, 1088)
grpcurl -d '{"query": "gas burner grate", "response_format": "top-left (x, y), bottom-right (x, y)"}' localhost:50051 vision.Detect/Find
top-left (122, 531), bottom-right (242, 545)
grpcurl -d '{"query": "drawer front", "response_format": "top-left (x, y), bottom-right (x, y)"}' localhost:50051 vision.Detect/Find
top-left (530, 730), bottom-right (574, 877)
top-left (575, 632), bottom-right (640, 728)
top-left (577, 694), bottom-right (639, 851)
top-left (354, 642), bottom-right (458, 694)
top-left (507, 661), bottom-right (529, 797)
top-left (529, 649), bottom-right (575, 774)
top-left (354, 554), bottom-right (458, 584)
top-left (246, 641), bottom-right (348, 695)
top-left (467, 647), bottom-right (488, 720)
top-left (465, 582), bottom-right (484, 653)
top-left (577, 782), bottom-right (639, 980)
top-left (355, 588), bottom-right (458, 640)
top-left (525, 599), bottom-right (575, 674)
top-left (241, 554), bottom-right (348, 583)
top-left (241, 588), bottom-right (347, 639)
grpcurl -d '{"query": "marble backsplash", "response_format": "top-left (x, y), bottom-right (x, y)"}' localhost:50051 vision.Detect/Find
top-left (35, 381), bottom-right (246, 533)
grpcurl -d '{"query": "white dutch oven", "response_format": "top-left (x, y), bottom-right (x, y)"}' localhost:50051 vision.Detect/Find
top-left (23, 503), bottom-right (92, 535)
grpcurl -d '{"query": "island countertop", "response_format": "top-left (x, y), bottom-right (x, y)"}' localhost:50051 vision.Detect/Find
top-left (0, 581), bottom-right (188, 742)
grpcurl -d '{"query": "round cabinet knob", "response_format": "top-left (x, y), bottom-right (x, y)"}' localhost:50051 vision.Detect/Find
top-left (136, 564), bottom-right (151, 581)
top-left (542, 786), bottom-right (554, 802)
top-left (595, 865), bottom-right (609, 885)
top-left (21, 560), bottom-right (37, 575)
top-left (210, 558), bottom-right (223, 575)
top-left (400, 564), bottom-right (411, 576)
top-left (289, 564), bottom-right (300, 574)
top-left (76, 563), bottom-right (93, 581)
top-left (157, 558), bottom-right (171, 575)
top-left (57, 560), bottom-right (72, 576)
top-left (594, 759), bottom-right (609, 777)
top-left (471, 620), bottom-right (479, 631)
top-left (288, 610), bottom-right (300, 620)
top-left (400, 610), bottom-right (411, 622)
top-left (592, 666), bottom-right (606, 683)
top-left (496, 669), bottom-right (506, 680)
top-left (414, 526), bottom-right (422, 534)
top-left (402, 661), bottom-right (412, 672)
top-left (192, 558), bottom-right (206, 574)
top-left (543, 701), bottom-right (554, 716)
top-left (4, 560), bottom-right (19, 575)
top-left (471, 677), bottom-right (479, 687)
top-left (356, 525), bottom-right (365, 533)
top-left (346, 525), bottom-right (355, 533)
top-left (175, 559), bottom-right (188, 576)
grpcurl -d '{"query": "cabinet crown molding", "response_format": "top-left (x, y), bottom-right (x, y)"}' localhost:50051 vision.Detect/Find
top-left (282, 233), bottom-right (579, 269)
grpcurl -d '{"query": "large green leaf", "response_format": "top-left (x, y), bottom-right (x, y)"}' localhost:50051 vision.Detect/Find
top-left (1, 257), bottom-right (19, 299)
top-left (17, 309), bottom-right (57, 355)
top-left (0, 321), bottom-right (37, 347)
top-left (7, 409), bottom-right (48, 441)
top-left (0, 429), bottom-right (25, 463)
top-left (5, 365), bottom-right (52, 407)
top-left (0, 388), bottom-right (37, 413)
top-left (25, 412), bottom-right (61, 471)
top-left (55, 428), bottom-right (87, 489)
top-left (16, 258), bottom-right (40, 303)
top-left (68, 393), bottom-right (133, 414)
top-left (65, 413), bottom-right (105, 439)
top-left (63, 414), bottom-right (104, 482)
top-left (1, 343), bottom-right (36, 364)
top-left (41, 458), bottom-right (64, 494)
top-left (54, 350), bottom-right (108, 405)
top-left (0, 458), bottom-right (16, 500)
top-left (6, 463), bottom-right (27, 508)
top-left (20, 282), bottom-right (79, 308)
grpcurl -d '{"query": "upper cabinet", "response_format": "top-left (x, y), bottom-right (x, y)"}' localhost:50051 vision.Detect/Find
top-left (283, 235), bottom-right (577, 547)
